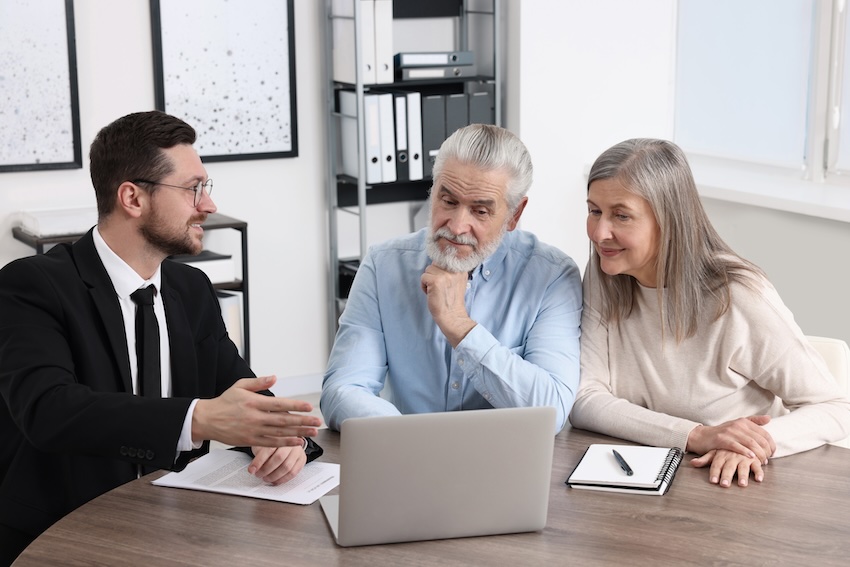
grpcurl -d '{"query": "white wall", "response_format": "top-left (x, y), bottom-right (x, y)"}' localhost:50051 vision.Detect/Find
top-left (517, 0), bottom-right (850, 346)
top-left (517, 0), bottom-right (677, 272)
top-left (702, 198), bottom-right (850, 343)
top-left (0, 0), bottom-right (330, 383)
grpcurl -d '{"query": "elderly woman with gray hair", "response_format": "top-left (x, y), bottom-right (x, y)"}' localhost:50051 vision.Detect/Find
top-left (570, 138), bottom-right (850, 488)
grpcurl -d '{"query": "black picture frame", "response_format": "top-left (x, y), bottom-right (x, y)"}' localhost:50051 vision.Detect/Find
top-left (150, 0), bottom-right (299, 161)
top-left (0, 0), bottom-right (82, 173)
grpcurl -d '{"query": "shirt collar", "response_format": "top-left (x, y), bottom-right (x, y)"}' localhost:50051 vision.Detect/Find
top-left (474, 231), bottom-right (513, 282)
top-left (92, 226), bottom-right (162, 299)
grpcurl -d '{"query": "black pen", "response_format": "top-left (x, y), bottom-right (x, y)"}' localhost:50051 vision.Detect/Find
top-left (612, 449), bottom-right (633, 476)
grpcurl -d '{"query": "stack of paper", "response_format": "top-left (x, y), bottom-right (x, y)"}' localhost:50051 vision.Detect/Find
top-left (17, 207), bottom-right (98, 237)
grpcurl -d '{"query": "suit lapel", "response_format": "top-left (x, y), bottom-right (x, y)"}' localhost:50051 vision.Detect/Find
top-left (74, 230), bottom-right (133, 393)
top-left (161, 270), bottom-right (199, 397)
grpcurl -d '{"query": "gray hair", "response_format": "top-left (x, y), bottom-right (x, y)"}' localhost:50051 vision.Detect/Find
top-left (431, 124), bottom-right (533, 211)
top-left (587, 138), bottom-right (763, 341)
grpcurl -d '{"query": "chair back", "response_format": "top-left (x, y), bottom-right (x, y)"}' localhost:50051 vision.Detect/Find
top-left (806, 335), bottom-right (850, 449)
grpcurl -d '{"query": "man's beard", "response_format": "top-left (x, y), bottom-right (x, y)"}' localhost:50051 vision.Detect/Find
top-left (140, 206), bottom-right (204, 257)
top-left (425, 224), bottom-right (506, 273)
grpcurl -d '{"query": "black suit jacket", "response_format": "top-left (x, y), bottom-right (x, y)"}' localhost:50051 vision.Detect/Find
top-left (0, 230), bottom-right (318, 538)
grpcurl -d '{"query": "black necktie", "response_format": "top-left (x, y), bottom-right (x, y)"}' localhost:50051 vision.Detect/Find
top-left (130, 285), bottom-right (161, 398)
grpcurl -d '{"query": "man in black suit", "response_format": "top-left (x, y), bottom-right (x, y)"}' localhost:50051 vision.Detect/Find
top-left (0, 111), bottom-right (322, 564)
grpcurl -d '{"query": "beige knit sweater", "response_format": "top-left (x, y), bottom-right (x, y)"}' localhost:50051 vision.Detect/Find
top-left (570, 272), bottom-right (850, 457)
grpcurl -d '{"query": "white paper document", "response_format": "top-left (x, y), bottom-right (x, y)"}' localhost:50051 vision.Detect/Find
top-left (152, 449), bottom-right (340, 505)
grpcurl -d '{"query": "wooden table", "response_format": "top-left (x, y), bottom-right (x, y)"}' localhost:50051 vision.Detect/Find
top-left (14, 427), bottom-right (850, 566)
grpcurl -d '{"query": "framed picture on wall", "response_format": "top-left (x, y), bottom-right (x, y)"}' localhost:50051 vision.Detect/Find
top-left (0, 0), bottom-right (82, 173)
top-left (150, 0), bottom-right (298, 161)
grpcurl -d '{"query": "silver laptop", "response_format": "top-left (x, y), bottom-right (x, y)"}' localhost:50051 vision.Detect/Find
top-left (319, 406), bottom-right (556, 547)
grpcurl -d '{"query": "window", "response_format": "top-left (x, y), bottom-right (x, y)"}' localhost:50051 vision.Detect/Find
top-left (675, 0), bottom-right (850, 190)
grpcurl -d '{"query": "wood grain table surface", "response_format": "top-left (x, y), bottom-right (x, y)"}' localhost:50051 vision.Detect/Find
top-left (14, 426), bottom-right (850, 566)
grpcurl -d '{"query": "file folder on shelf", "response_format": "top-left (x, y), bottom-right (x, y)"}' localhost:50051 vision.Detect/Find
top-left (398, 65), bottom-right (477, 81)
top-left (422, 94), bottom-right (446, 179)
top-left (376, 92), bottom-right (396, 183)
top-left (338, 90), bottom-right (360, 180)
top-left (363, 94), bottom-right (383, 184)
top-left (395, 51), bottom-right (475, 68)
top-left (338, 90), bottom-right (383, 184)
top-left (445, 93), bottom-right (469, 138)
top-left (393, 92), bottom-right (410, 182)
top-left (332, 0), bottom-right (376, 85)
top-left (373, 0), bottom-right (393, 84)
top-left (468, 91), bottom-right (495, 125)
top-left (406, 91), bottom-right (424, 181)
top-left (332, 0), bottom-right (393, 85)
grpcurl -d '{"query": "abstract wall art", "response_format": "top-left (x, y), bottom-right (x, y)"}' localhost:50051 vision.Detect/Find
top-left (0, 0), bottom-right (81, 172)
top-left (150, 0), bottom-right (298, 161)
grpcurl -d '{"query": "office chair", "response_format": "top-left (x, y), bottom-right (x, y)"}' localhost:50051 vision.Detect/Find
top-left (806, 335), bottom-right (850, 449)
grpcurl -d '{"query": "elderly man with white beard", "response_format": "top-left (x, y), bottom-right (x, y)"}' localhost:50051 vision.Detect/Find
top-left (320, 124), bottom-right (582, 433)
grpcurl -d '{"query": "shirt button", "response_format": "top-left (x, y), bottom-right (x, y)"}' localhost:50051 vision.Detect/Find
top-left (451, 382), bottom-right (460, 390)
top-left (483, 392), bottom-right (492, 401)
top-left (458, 358), bottom-right (464, 366)
top-left (466, 281), bottom-right (471, 290)
top-left (484, 270), bottom-right (491, 277)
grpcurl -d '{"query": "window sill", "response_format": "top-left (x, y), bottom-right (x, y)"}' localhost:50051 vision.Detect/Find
top-left (689, 154), bottom-right (850, 224)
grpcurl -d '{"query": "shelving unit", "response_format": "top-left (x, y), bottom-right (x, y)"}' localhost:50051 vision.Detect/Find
top-left (323, 0), bottom-right (502, 347)
top-left (11, 212), bottom-right (252, 364)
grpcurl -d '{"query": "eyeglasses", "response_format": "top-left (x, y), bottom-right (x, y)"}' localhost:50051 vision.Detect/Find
top-left (133, 178), bottom-right (213, 207)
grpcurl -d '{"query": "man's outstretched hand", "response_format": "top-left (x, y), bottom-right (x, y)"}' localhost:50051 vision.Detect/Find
top-left (192, 375), bottom-right (321, 447)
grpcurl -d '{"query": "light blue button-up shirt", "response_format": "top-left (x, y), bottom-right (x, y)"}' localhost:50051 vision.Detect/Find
top-left (321, 228), bottom-right (582, 432)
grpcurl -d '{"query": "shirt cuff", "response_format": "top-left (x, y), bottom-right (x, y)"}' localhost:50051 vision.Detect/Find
top-left (176, 398), bottom-right (203, 455)
top-left (455, 323), bottom-right (490, 357)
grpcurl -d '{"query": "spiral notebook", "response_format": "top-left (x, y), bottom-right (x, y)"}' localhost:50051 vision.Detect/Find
top-left (566, 444), bottom-right (684, 496)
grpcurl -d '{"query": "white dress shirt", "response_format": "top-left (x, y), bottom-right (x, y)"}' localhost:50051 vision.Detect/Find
top-left (93, 227), bottom-right (201, 455)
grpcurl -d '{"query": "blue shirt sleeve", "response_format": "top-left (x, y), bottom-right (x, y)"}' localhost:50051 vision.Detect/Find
top-left (455, 259), bottom-right (582, 432)
top-left (320, 248), bottom-right (402, 430)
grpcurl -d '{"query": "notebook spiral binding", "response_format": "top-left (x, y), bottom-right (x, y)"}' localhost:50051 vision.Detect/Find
top-left (655, 447), bottom-right (685, 485)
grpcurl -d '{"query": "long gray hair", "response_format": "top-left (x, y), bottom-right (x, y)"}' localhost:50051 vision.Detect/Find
top-left (587, 138), bottom-right (764, 341)
top-left (432, 124), bottom-right (532, 211)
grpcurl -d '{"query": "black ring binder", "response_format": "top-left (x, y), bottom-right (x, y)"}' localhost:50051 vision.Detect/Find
top-left (655, 447), bottom-right (685, 486)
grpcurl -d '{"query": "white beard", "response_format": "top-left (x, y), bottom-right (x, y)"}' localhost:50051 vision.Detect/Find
top-left (425, 225), bottom-right (506, 273)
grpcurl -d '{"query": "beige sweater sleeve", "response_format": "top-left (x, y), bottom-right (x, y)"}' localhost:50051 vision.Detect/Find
top-left (570, 271), bottom-right (850, 457)
top-left (735, 283), bottom-right (850, 457)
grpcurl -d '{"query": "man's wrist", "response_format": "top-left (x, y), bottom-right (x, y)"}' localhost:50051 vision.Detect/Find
top-left (443, 318), bottom-right (477, 348)
top-left (190, 398), bottom-right (209, 444)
